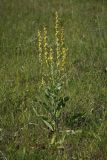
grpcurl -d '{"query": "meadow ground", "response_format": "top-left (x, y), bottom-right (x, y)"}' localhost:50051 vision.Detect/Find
top-left (0, 0), bottom-right (107, 159)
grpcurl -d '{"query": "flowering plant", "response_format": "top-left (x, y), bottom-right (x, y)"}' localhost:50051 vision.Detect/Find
top-left (33, 12), bottom-right (70, 152)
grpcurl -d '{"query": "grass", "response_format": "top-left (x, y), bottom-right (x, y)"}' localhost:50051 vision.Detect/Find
top-left (0, 0), bottom-right (107, 159)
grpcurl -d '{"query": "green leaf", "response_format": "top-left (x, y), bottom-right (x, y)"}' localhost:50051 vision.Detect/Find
top-left (42, 120), bottom-right (54, 131)
top-left (50, 134), bottom-right (56, 145)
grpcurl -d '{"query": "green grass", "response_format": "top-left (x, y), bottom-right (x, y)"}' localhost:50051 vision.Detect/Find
top-left (0, 0), bottom-right (107, 159)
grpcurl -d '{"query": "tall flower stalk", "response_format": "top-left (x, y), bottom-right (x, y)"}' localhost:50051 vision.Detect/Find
top-left (55, 11), bottom-right (60, 71)
top-left (43, 26), bottom-right (48, 66)
top-left (37, 30), bottom-right (42, 67)
top-left (37, 12), bottom-right (68, 87)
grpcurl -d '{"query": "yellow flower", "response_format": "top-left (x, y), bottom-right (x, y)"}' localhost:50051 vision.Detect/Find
top-left (37, 30), bottom-right (42, 66)
top-left (55, 11), bottom-right (60, 68)
top-left (43, 26), bottom-right (48, 65)
top-left (60, 27), bottom-right (64, 47)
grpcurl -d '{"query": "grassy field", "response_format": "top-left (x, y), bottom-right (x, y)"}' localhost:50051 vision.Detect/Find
top-left (0, 0), bottom-right (107, 159)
